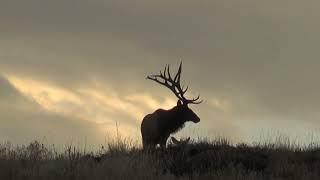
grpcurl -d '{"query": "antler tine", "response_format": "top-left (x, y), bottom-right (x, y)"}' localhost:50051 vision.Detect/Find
top-left (186, 94), bottom-right (203, 104)
top-left (191, 100), bottom-right (203, 104)
top-left (182, 86), bottom-right (189, 95)
top-left (164, 64), bottom-right (167, 79)
top-left (167, 64), bottom-right (172, 80)
top-left (174, 62), bottom-right (182, 83)
top-left (146, 76), bottom-right (165, 85)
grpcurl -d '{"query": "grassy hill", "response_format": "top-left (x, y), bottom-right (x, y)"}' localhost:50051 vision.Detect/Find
top-left (0, 138), bottom-right (320, 180)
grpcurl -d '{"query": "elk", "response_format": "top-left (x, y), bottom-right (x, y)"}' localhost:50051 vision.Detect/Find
top-left (141, 62), bottom-right (202, 148)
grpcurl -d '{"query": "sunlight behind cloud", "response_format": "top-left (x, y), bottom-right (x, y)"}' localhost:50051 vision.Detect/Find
top-left (125, 93), bottom-right (176, 111)
top-left (7, 75), bottom-right (83, 112)
top-left (4, 74), bottom-right (177, 140)
top-left (78, 88), bottom-right (146, 121)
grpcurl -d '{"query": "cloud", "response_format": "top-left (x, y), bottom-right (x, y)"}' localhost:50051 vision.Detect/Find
top-left (0, 76), bottom-right (106, 147)
top-left (2, 74), bottom-right (185, 143)
top-left (1, 0), bottom-right (320, 144)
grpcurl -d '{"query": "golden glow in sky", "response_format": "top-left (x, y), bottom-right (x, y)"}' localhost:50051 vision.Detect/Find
top-left (5, 74), bottom-right (177, 140)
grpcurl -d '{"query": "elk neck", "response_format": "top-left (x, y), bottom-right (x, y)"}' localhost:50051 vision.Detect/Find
top-left (162, 105), bottom-right (188, 134)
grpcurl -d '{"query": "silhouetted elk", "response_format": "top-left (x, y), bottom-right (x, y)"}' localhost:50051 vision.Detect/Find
top-left (141, 62), bottom-right (202, 149)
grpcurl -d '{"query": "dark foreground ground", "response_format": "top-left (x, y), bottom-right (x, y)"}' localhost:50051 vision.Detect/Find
top-left (1, 138), bottom-right (320, 180)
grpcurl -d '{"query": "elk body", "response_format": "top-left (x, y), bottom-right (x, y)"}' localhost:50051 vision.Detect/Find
top-left (141, 63), bottom-right (202, 148)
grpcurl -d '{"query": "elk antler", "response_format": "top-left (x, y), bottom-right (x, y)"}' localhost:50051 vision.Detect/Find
top-left (147, 62), bottom-right (202, 104)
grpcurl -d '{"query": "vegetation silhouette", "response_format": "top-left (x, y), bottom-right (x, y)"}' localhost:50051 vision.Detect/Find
top-left (2, 138), bottom-right (320, 180)
top-left (141, 62), bottom-right (202, 148)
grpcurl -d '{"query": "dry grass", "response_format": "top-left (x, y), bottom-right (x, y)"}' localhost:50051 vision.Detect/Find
top-left (0, 137), bottom-right (320, 180)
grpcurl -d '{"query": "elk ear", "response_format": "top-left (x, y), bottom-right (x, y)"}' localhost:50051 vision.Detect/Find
top-left (171, 137), bottom-right (179, 145)
top-left (185, 137), bottom-right (190, 143)
top-left (177, 100), bottom-right (183, 106)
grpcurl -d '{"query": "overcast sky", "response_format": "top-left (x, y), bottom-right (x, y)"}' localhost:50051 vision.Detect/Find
top-left (1, 0), bottom-right (320, 147)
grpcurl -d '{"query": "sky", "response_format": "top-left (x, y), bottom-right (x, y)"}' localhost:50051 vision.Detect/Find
top-left (1, 0), bottom-right (320, 147)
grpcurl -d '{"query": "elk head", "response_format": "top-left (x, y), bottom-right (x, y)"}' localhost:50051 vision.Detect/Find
top-left (146, 62), bottom-right (202, 123)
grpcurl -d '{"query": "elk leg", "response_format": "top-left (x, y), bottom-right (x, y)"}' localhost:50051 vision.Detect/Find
top-left (143, 138), bottom-right (157, 149)
top-left (142, 139), bottom-right (148, 149)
